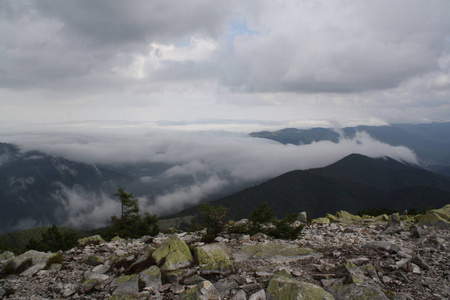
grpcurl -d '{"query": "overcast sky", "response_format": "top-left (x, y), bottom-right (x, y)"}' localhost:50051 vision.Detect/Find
top-left (1, 0), bottom-right (449, 132)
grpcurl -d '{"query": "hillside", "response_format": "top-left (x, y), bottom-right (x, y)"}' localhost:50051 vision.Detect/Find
top-left (250, 122), bottom-right (450, 168)
top-left (173, 154), bottom-right (450, 221)
top-left (0, 143), bottom-right (130, 233)
top-left (1, 206), bottom-right (449, 299)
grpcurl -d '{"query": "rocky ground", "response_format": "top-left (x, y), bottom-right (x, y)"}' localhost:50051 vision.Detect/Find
top-left (0, 205), bottom-right (449, 300)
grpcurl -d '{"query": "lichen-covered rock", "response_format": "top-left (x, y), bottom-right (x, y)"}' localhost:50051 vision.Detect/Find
top-left (327, 283), bottom-right (389, 300)
top-left (0, 251), bottom-right (15, 260)
top-left (112, 274), bottom-right (139, 296)
top-left (194, 243), bottom-right (233, 275)
top-left (374, 214), bottom-right (390, 222)
top-left (418, 205), bottom-right (450, 229)
top-left (266, 274), bottom-right (335, 300)
top-left (3, 250), bottom-right (62, 274)
top-left (311, 217), bottom-right (330, 225)
top-left (338, 260), bottom-right (366, 284)
top-left (178, 280), bottom-right (220, 300)
top-left (77, 235), bottom-right (105, 247)
top-left (86, 254), bottom-right (104, 266)
top-left (326, 214), bottom-right (341, 223)
top-left (139, 265), bottom-right (162, 292)
top-left (152, 234), bottom-right (193, 272)
top-left (335, 211), bottom-right (362, 222)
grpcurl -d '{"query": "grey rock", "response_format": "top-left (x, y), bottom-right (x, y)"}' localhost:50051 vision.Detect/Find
top-left (249, 289), bottom-right (266, 300)
top-left (139, 265), bottom-right (162, 293)
top-left (327, 283), bottom-right (389, 300)
top-left (231, 289), bottom-right (247, 300)
top-left (112, 275), bottom-right (139, 296)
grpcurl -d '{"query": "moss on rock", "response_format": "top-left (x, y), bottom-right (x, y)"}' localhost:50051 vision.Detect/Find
top-left (78, 235), bottom-right (105, 247)
top-left (151, 234), bottom-right (193, 272)
top-left (267, 274), bottom-right (335, 300)
top-left (194, 243), bottom-right (233, 275)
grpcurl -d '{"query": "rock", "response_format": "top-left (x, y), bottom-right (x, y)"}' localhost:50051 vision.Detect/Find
top-left (194, 243), bottom-right (233, 275)
top-left (338, 260), bottom-right (366, 284)
top-left (231, 289), bottom-right (247, 300)
top-left (77, 235), bottom-right (105, 247)
top-left (249, 289), bottom-right (266, 300)
top-left (178, 280), bottom-right (220, 300)
top-left (326, 213), bottom-right (341, 223)
top-left (311, 217), bottom-right (331, 225)
top-left (152, 234), bottom-right (194, 272)
top-left (327, 283), bottom-right (389, 300)
top-left (83, 271), bottom-right (110, 281)
top-left (266, 274), bottom-right (335, 300)
top-left (213, 279), bottom-right (239, 299)
top-left (166, 268), bottom-right (197, 283)
top-left (297, 212), bottom-right (308, 223)
top-left (127, 245), bottom-right (155, 274)
top-left (80, 278), bottom-right (102, 294)
top-left (417, 205), bottom-right (450, 229)
top-left (86, 254), bottom-right (104, 266)
top-left (236, 243), bottom-right (317, 264)
top-left (335, 211), bottom-right (362, 222)
top-left (365, 241), bottom-right (401, 253)
top-left (0, 251), bottom-right (15, 260)
top-left (92, 264), bottom-right (110, 274)
top-left (3, 250), bottom-right (62, 274)
top-left (139, 265), bottom-right (162, 292)
top-left (112, 274), bottom-right (139, 296)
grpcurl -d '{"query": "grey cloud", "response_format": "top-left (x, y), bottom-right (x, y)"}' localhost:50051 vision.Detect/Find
top-left (1, 128), bottom-right (419, 221)
top-left (218, 0), bottom-right (450, 93)
top-left (35, 0), bottom-right (233, 47)
top-left (52, 183), bottom-right (120, 229)
top-left (144, 175), bottom-right (229, 215)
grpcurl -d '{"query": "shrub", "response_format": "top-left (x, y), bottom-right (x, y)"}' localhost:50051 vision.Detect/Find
top-left (25, 224), bottom-right (77, 252)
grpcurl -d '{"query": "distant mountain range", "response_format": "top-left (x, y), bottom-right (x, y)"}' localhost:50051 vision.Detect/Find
top-left (0, 142), bottom-right (130, 233)
top-left (250, 122), bottom-right (450, 171)
top-left (2, 122), bottom-right (450, 234)
top-left (174, 154), bottom-right (450, 221)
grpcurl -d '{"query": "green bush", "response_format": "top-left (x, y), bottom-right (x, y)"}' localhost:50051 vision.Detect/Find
top-left (25, 224), bottom-right (77, 252)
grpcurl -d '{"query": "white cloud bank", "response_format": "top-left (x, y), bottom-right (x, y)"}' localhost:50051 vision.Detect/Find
top-left (1, 128), bottom-right (418, 227)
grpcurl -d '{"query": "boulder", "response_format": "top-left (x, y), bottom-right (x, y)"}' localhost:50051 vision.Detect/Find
top-left (418, 205), bottom-right (450, 229)
top-left (194, 243), bottom-right (233, 275)
top-left (77, 235), bottom-right (105, 247)
top-left (3, 250), bottom-right (62, 274)
top-left (178, 280), bottom-right (220, 300)
top-left (112, 274), bottom-right (139, 296)
top-left (152, 234), bottom-right (193, 272)
top-left (326, 214), bottom-right (341, 223)
top-left (0, 251), bottom-right (15, 260)
top-left (139, 265), bottom-right (162, 293)
top-left (297, 212), bottom-right (308, 223)
top-left (337, 260), bottom-right (366, 284)
top-left (311, 217), bottom-right (330, 225)
top-left (327, 283), bottom-right (389, 300)
top-left (266, 274), bottom-right (335, 300)
top-left (127, 245), bottom-right (155, 274)
top-left (335, 211), bottom-right (362, 222)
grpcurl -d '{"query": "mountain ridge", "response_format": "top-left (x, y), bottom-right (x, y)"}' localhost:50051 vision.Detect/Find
top-left (172, 153), bottom-right (450, 221)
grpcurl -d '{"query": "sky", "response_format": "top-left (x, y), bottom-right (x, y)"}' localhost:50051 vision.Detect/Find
top-left (1, 0), bottom-right (450, 132)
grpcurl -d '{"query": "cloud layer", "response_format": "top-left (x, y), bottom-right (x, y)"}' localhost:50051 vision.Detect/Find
top-left (1, 128), bottom-right (418, 228)
top-left (0, 0), bottom-right (449, 127)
